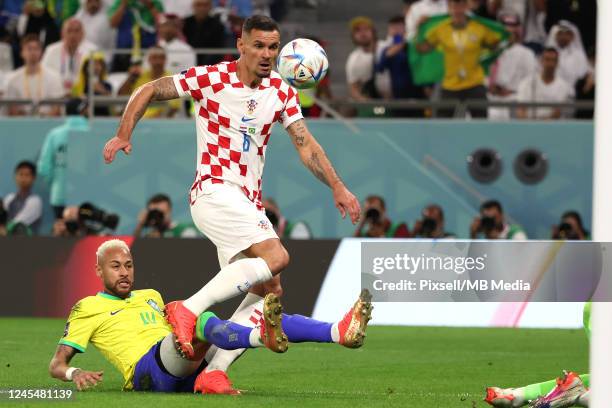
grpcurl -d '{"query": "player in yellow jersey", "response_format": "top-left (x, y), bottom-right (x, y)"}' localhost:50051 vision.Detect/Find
top-left (48, 239), bottom-right (373, 393)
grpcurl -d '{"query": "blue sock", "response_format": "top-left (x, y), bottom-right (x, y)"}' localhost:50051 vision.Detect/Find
top-left (281, 313), bottom-right (333, 343)
top-left (200, 313), bottom-right (253, 350)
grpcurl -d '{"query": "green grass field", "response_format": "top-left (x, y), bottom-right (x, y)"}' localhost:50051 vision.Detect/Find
top-left (0, 318), bottom-right (588, 407)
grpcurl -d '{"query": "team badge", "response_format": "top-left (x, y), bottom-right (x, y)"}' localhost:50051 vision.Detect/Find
top-left (258, 219), bottom-right (270, 230)
top-left (247, 99), bottom-right (257, 114)
top-left (147, 299), bottom-right (163, 315)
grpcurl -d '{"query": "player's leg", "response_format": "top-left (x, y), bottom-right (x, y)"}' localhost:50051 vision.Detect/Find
top-left (529, 371), bottom-right (589, 408)
top-left (485, 373), bottom-right (590, 407)
top-left (167, 188), bottom-right (284, 358)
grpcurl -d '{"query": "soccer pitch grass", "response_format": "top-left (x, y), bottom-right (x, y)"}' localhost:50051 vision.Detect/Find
top-left (0, 318), bottom-right (588, 407)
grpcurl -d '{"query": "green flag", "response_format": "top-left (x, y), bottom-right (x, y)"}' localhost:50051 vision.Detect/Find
top-left (408, 14), bottom-right (509, 85)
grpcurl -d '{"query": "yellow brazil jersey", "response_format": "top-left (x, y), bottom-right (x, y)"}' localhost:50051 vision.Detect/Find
top-left (425, 19), bottom-right (502, 91)
top-left (58, 289), bottom-right (171, 390)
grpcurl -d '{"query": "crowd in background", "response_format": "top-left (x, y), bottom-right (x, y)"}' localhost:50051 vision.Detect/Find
top-left (346, 0), bottom-right (596, 119)
top-left (0, 158), bottom-right (590, 241)
top-left (0, 0), bottom-right (288, 116)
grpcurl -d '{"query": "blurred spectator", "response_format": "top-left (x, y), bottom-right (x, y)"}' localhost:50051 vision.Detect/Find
top-left (118, 46), bottom-right (180, 117)
top-left (42, 18), bottom-right (98, 94)
top-left (0, 27), bottom-right (14, 97)
top-left (133, 194), bottom-right (199, 238)
top-left (70, 52), bottom-right (113, 115)
top-left (516, 47), bottom-right (574, 120)
top-left (546, 20), bottom-right (589, 87)
top-left (574, 47), bottom-right (595, 119)
top-left (412, 204), bottom-right (455, 238)
top-left (108, 0), bottom-right (164, 72)
top-left (212, 0), bottom-right (253, 19)
top-left (552, 210), bottom-right (590, 240)
top-left (157, 14), bottom-right (196, 73)
top-left (416, 0), bottom-right (506, 118)
top-left (470, 199), bottom-right (526, 240)
top-left (378, 15), bottom-right (424, 117)
top-left (405, 0), bottom-right (447, 41)
top-left (346, 16), bottom-right (388, 104)
top-left (468, 0), bottom-right (502, 19)
top-left (16, 0), bottom-right (61, 49)
top-left (5, 34), bottom-right (64, 116)
top-left (0, 200), bottom-right (7, 237)
top-left (183, 0), bottom-right (227, 66)
top-left (487, 12), bottom-right (537, 120)
top-left (3, 161), bottom-right (42, 235)
top-left (74, 0), bottom-right (115, 51)
top-left (298, 37), bottom-right (332, 118)
top-left (523, 0), bottom-right (547, 53)
top-left (262, 198), bottom-right (312, 239)
top-left (38, 114), bottom-right (90, 219)
top-left (162, 0), bottom-right (193, 18)
top-left (545, 0), bottom-right (596, 53)
top-left (354, 195), bottom-right (410, 238)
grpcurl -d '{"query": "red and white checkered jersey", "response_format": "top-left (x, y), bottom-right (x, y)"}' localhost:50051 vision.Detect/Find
top-left (172, 60), bottom-right (303, 209)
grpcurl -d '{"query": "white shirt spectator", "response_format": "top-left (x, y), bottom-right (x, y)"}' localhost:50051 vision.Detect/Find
top-left (162, 0), bottom-right (194, 18)
top-left (405, 0), bottom-right (448, 41)
top-left (346, 44), bottom-right (390, 99)
top-left (3, 192), bottom-right (43, 231)
top-left (517, 73), bottom-right (575, 119)
top-left (159, 38), bottom-right (197, 74)
top-left (0, 42), bottom-right (14, 96)
top-left (4, 66), bottom-right (65, 115)
top-left (74, 6), bottom-right (115, 51)
top-left (488, 43), bottom-right (537, 120)
top-left (41, 40), bottom-right (97, 94)
top-left (546, 21), bottom-right (589, 87)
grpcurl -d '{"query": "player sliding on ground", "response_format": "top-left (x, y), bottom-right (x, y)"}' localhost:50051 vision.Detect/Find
top-left (103, 14), bottom-right (361, 394)
top-left (484, 302), bottom-right (591, 408)
top-left (49, 240), bottom-right (373, 393)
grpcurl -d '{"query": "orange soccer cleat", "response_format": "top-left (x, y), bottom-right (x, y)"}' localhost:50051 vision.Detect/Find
top-left (338, 289), bottom-right (373, 348)
top-left (165, 301), bottom-right (197, 359)
top-left (194, 369), bottom-right (240, 395)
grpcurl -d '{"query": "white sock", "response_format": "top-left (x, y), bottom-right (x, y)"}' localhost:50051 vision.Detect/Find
top-left (330, 322), bottom-right (340, 343)
top-left (248, 328), bottom-right (263, 347)
top-left (204, 294), bottom-right (265, 373)
top-left (183, 258), bottom-right (272, 316)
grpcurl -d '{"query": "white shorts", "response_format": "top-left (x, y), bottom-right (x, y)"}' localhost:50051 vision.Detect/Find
top-left (190, 182), bottom-right (278, 268)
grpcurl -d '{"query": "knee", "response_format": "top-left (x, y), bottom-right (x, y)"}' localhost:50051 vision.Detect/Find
top-left (265, 246), bottom-right (289, 274)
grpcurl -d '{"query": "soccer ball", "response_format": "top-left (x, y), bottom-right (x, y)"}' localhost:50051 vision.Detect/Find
top-left (276, 38), bottom-right (329, 89)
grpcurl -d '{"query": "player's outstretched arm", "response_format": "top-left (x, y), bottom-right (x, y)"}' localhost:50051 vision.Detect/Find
top-left (49, 344), bottom-right (103, 390)
top-left (287, 119), bottom-right (361, 224)
top-left (103, 76), bottom-right (180, 164)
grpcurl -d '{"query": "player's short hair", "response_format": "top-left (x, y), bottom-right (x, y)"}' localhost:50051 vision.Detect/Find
top-left (147, 193), bottom-right (172, 208)
top-left (14, 160), bottom-right (36, 176)
top-left (242, 15), bottom-right (279, 35)
top-left (96, 239), bottom-right (131, 265)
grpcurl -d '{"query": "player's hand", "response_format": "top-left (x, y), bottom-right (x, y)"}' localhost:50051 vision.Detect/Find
top-left (333, 183), bottom-right (361, 224)
top-left (103, 136), bottom-right (132, 164)
top-left (72, 369), bottom-right (103, 390)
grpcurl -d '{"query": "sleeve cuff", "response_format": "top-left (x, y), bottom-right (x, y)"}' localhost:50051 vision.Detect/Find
top-left (58, 340), bottom-right (86, 353)
top-left (172, 74), bottom-right (187, 98)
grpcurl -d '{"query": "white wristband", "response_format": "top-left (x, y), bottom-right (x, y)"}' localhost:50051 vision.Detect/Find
top-left (65, 367), bottom-right (80, 381)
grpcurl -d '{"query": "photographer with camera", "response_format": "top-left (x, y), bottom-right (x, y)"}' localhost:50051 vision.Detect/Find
top-left (552, 210), bottom-right (590, 240)
top-left (354, 195), bottom-right (410, 238)
top-left (134, 194), bottom-right (199, 238)
top-left (412, 204), bottom-right (455, 239)
top-left (262, 197), bottom-right (312, 239)
top-left (470, 200), bottom-right (527, 240)
top-left (53, 203), bottom-right (120, 237)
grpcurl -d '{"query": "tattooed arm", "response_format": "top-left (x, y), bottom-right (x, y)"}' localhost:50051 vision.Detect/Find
top-left (103, 76), bottom-right (179, 163)
top-left (287, 119), bottom-right (361, 223)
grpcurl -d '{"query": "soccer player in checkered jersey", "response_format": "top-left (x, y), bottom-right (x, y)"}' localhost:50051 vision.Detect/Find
top-left (103, 15), bottom-right (363, 393)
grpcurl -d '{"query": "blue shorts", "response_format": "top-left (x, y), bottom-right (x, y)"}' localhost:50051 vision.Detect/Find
top-left (132, 341), bottom-right (207, 392)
